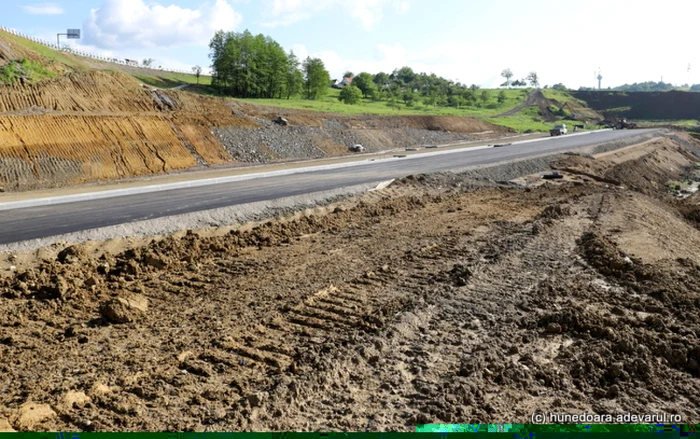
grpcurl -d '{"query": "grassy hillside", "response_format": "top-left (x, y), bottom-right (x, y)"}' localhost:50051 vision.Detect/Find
top-left (134, 72), bottom-right (212, 88)
top-left (0, 29), bottom-right (208, 89)
top-left (236, 87), bottom-right (531, 117)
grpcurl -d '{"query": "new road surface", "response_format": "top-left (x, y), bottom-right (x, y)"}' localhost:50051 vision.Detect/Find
top-left (0, 129), bottom-right (657, 245)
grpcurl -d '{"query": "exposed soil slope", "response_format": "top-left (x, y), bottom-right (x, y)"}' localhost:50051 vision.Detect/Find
top-left (0, 134), bottom-right (698, 431)
top-left (0, 32), bottom-right (509, 192)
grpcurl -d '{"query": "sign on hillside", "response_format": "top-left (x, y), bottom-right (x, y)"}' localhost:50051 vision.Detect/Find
top-left (67, 29), bottom-right (80, 39)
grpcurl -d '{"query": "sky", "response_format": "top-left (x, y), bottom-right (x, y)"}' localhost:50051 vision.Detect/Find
top-left (4, 0), bottom-right (700, 88)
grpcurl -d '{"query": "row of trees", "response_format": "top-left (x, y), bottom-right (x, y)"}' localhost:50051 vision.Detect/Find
top-left (336, 67), bottom-right (512, 107)
top-left (500, 68), bottom-right (539, 88)
top-left (209, 30), bottom-right (330, 99)
top-left (575, 82), bottom-right (700, 92)
top-left (207, 30), bottom-right (539, 107)
top-left (612, 81), bottom-right (700, 92)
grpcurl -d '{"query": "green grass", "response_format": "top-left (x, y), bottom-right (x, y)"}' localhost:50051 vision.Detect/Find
top-left (134, 72), bottom-right (212, 88)
top-left (235, 87), bottom-right (529, 117)
top-left (639, 119), bottom-right (699, 127)
top-left (0, 29), bottom-right (83, 68)
top-left (1, 29), bottom-right (208, 89)
top-left (484, 115), bottom-right (551, 133)
top-left (0, 58), bottom-right (57, 84)
top-left (232, 87), bottom-right (594, 133)
top-left (541, 88), bottom-right (587, 106)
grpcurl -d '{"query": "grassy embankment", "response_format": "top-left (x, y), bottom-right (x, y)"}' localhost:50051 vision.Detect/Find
top-left (235, 87), bottom-right (555, 132)
top-left (0, 29), bottom-right (210, 89)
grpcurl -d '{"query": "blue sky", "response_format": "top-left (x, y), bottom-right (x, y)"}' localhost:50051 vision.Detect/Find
top-left (4, 0), bottom-right (700, 88)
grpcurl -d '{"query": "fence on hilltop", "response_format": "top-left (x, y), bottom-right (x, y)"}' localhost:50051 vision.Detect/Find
top-left (0, 25), bottom-right (206, 77)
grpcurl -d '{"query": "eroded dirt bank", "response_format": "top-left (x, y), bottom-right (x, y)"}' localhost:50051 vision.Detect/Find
top-left (0, 66), bottom-right (509, 192)
top-left (0, 134), bottom-right (699, 431)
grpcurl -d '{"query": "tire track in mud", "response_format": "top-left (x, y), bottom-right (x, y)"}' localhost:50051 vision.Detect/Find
top-left (193, 268), bottom-right (411, 383)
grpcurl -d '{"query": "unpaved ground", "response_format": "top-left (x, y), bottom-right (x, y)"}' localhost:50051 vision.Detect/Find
top-left (1, 134), bottom-right (699, 431)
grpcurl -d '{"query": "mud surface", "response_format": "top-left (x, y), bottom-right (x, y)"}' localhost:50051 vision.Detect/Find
top-left (0, 134), bottom-right (699, 431)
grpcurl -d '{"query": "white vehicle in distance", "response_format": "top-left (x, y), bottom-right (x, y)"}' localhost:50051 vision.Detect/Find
top-left (550, 124), bottom-right (568, 136)
top-left (349, 144), bottom-right (365, 152)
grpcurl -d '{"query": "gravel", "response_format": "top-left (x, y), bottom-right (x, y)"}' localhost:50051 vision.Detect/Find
top-left (214, 120), bottom-right (481, 164)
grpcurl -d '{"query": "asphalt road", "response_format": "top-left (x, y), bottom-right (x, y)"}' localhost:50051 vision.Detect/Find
top-left (0, 129), bottom-right (656, 245)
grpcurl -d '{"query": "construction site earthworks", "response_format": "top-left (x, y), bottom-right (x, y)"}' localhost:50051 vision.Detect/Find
top-left (0, 29), bottom-right (699, 431)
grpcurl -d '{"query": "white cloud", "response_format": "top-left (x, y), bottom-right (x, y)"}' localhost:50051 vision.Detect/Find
top-left (22, 2), bottom-right (64, 15)
top-left (83, 0), bottom-right (243, 49)
top-left (262, 0), bottom-right (408, 29)
top-left (392, 0), bottom-right (409, 14)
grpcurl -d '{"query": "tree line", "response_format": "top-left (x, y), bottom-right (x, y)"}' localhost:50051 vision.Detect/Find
top-left (209, 30), bottom-right (329, 99)
top-left (611, 81), bottom-right (700, 92)
top-left (335, 67), bottom-right (514, 108)
top-left (209, 30), bottom-right (544, 108)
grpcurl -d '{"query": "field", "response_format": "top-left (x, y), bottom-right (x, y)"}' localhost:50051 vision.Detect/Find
top-left (0, 133), bottom-right (698, 430)
top-left (236, 87), bottom-right (530, 117)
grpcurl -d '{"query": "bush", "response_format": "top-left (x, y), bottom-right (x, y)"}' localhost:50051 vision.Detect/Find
top-left (338, 85), bottom-right (362, 105)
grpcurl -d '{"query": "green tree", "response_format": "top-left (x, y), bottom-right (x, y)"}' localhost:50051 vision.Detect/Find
top-left (343, 71), bottom-right (354, 79)
top-left (386, 96), bottom-right (401, 110)
top-left (339, 85), bottom-right (362, 104)
top-left (142, 58), bottom-right (155, 67)
top-left (402, 90), bottom-right (416, 107)
top-left (285, 51), bottom-right (304, 99)
top-left (393, 66), bottom-right (416, 87)
top-left (352, 72), bottom-right (377, 99)
top-left (373, 72), bottom-right (390, 88)
top-left (302, 57), bottom-right (331, 100)
top-left (526, 71), bottom-right (539, 88)
top-left (209, 30), bottom-right (291, 98)
top-left (192, 65), bottom-right (202, 84)
top-left (423, 94), bottom-right (437, 107)
top-left (497, 90), bottom-right (507, 104)
top-left (501, 68), bottom-right (513, 88)
top-left (479, 90), bottom-right (489, 106)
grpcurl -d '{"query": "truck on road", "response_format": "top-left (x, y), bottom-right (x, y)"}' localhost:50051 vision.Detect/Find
top-left (550, 124), bottom-right (568, 136)
top-left (614, 118), bottom-right (637, 130)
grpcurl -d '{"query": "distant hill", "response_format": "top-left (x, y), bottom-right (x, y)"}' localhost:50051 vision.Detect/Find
top-left (578, 81), bottom-right (700, 93)
top-left (573, 89), bottom-right (700, 120)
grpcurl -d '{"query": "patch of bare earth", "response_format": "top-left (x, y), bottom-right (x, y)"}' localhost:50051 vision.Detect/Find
top-left (1, 134), bottom-right (699, 431)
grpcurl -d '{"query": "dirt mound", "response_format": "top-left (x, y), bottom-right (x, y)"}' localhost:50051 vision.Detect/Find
top-left (577, 231), bottom-right (641, 280)
top-left (603, 139), bottom-right (698, 195)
